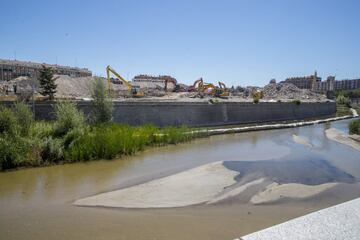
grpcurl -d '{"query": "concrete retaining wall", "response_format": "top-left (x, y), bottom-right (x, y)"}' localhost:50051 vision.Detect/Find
top-left (5, 101), bottom-right (336, 127)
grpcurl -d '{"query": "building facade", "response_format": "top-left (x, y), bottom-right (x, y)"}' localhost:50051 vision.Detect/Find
top-left (0, 59), bottom-right (92, 81)
top-left (313, 76), bottom-right (360, 93)
top-left (132, 74), bottom-right (177, 89)
top-left (282, 71), bottom-right (321, 89)
top-left (283, 72), bottom-right (360, 93)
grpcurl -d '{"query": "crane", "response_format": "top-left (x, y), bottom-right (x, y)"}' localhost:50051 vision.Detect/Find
top-left (106, 65), bottom-right (144, 98)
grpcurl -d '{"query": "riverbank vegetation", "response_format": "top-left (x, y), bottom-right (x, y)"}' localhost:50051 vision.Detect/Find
top-left (349, 119), bottom-right (360, 135)
top-left (0, 79), bottom-right (198, 171)
top-left (0, 102), bottom-right (197, 171)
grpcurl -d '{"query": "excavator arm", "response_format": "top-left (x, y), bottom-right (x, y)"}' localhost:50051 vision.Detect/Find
top-left (106, 65), bottom-right (144, 97)
top-left (218, 81), bottom-right (226, 89)
top-left (106, 65), bottom-right (132, 92)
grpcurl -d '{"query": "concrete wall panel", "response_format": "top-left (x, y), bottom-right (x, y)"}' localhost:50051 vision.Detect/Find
top-left (1, 101), bottom-right (336, 127)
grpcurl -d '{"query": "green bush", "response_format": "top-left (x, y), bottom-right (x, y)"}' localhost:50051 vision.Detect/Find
top-left (159, 126), bottom-right (192, 144)
top-left (91, 78), bottom-right (113, 124)
top-left (292, 99), bottom-right (301, 105)
top-left (64, 124), bottom-right (193, 162)
top-left (0, 107), bottom-right (18, 135)
top-left (349, 120), bottom-right (360, 135)
top-left (336, 94), bottom-right (350, 105)
top-left (253, 98), bottom-right (259, 104)
top-left (13, 102), bottom-right (33, 136)
top-left (0, 136), bottom-right (29, 170)
top-left (29, 121), bottom-right (54, 139)
top-left (54, 101), bottom-right (85, 137)
top-left (41, 137), bottom-right (64, 163)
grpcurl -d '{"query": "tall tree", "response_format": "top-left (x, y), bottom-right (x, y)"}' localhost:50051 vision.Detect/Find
top-left (91, 78), bottom-right (113, 124)
top-left (39, 65), bottom-right (57, 100)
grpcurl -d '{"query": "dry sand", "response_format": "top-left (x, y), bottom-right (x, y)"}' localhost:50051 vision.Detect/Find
top-left (207, 178), bottom-right (265, 204)
top-left (292, 134), bottom-right (312, 147)
top-left (250, 182), bottom-right (338, 204)
top-left (74, 161), bottom-right (238, 208)
top-left (325, 128), bottom-right (360, 151)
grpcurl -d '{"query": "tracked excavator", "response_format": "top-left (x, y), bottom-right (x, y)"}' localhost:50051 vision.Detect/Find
top-left (215, 81), bottom-right (230, 98)
top-left (187, 78), bottom-right (204, 92)
top-left (106, 65), bottom-right (144, 98)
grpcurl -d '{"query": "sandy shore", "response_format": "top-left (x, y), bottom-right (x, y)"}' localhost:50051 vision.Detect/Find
top-left (250, 182), bottom-right (338, 204)
top-left (325, 128), bottom-right (360, 151)
top-left (292, 134), bottom-right (312, 147)
top-left (207, 178), bottom-right (265, 204)
top-left (74, 161), bottom-right (238, 208)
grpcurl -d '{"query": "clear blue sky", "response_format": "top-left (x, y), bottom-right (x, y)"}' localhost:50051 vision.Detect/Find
top-left (1, 0), bottom-right (359, 86)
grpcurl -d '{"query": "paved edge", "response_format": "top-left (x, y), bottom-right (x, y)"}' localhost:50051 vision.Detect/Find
top-left (237, 197), bottom-right (360, 240)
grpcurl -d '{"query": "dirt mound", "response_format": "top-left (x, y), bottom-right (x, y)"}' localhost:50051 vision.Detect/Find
top-left (262, 83), bottom-right (326, 101)
top-left (55, 75), bottom-right (129, 98)
top-left (0, 76), bottom-right (37, 96)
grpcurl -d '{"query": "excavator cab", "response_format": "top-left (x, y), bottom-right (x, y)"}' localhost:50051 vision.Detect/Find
top-left (131, 86), bottom-right (144, 98)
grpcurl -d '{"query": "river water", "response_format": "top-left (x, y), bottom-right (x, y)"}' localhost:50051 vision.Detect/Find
top-left (1, 119), bottom-right (359, 240)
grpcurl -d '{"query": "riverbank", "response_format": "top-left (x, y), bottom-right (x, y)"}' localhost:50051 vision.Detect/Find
top-left (2, 118), bottom-right (360, 240)
top-left (192, 112), bottom-right (357, 136)
top-left (1, 104), bottom-right (357, 172)
top-left (0, 102), bottom-right (199, 171)
top-left (325, 128), bottom-right (360, 151)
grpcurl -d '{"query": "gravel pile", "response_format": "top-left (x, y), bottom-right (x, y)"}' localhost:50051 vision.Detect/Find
top-left (0, 76), bottom-right (37, 95)
top-left (262, 83), bottom-right (326, 101)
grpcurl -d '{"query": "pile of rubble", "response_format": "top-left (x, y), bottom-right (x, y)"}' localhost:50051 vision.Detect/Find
top-left (0, 75), bottom-right (328, 102)
top-left (0, 76), bottom-right (37, 97)
top-left (262, 82), bottom-right (326, 101)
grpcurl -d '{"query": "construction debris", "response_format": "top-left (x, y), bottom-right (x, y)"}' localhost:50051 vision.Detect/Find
top-left (0, 75), bottom-right (328, 102)
top-left (262, 82), bottom-right (327, 101)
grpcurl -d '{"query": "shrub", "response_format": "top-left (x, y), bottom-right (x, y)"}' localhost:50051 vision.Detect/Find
top-left (29, 121), bottom-right (54, 139)
top-left (91, 78), bottom-right (113, 124)
top-left (0, 107), bottom-right (18, 135)
top-left (54, 101), bottom-right (85, 137)
top-left (293, 99), bottom-right (301, 105)
top-left (0, 136), bottom-right (29, 170)
top-left (253, 98), bottom-right (259, 104)
top-left (41, 137), bottom-right (64, 163)
top-left (160, 126), bottom-right (192, 144)
top-left (13, 102), bottom-right (33, 136)
top-left (336, 94), bottom-right (350, 105)
top-left (349, 120), bottom-right (360, 135)
top-left (63, 126), bottom-right (88, 149)
top-left (64, 124), bottom-right (193, 162)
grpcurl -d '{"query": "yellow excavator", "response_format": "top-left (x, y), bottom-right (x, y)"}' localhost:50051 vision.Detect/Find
top-left (106, 65), bottom-right (144, 98)
top-left (215, 81), bottom-right (230, 98)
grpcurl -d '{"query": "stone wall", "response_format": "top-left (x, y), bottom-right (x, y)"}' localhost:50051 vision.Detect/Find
top-left (17, 101), bottom-right (336, 127)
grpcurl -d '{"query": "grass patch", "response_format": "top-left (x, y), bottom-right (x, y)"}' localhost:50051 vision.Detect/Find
top-left (0, 104), bottom-right (199, 170)
top-left (349, 119), bottom-right (360, 135)
top-left (336, 104), bottom-right (351, 117)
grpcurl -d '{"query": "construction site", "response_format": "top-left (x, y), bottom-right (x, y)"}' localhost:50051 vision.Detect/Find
top-left (0, 59), bottom-right (329, 103)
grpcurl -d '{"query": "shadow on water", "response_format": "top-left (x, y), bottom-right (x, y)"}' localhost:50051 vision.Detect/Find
top-left (223, 158), bottom-right (357, 185)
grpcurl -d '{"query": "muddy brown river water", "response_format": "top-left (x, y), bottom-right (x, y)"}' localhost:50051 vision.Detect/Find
top-left (1, 119), bottom-right (360, 240)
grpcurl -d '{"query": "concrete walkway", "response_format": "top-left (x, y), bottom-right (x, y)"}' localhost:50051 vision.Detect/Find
top-left (237, 197), bottom-right (360, 240)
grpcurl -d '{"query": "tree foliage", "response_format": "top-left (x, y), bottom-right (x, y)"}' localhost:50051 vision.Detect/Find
top-left (39, 65), bottom-right (58, 100)
top-left (91, 78), bottom-right (113, 124)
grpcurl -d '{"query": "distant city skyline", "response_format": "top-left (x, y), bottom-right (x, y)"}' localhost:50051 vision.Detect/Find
top-left (1, 0), bottom-right (359, 86)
